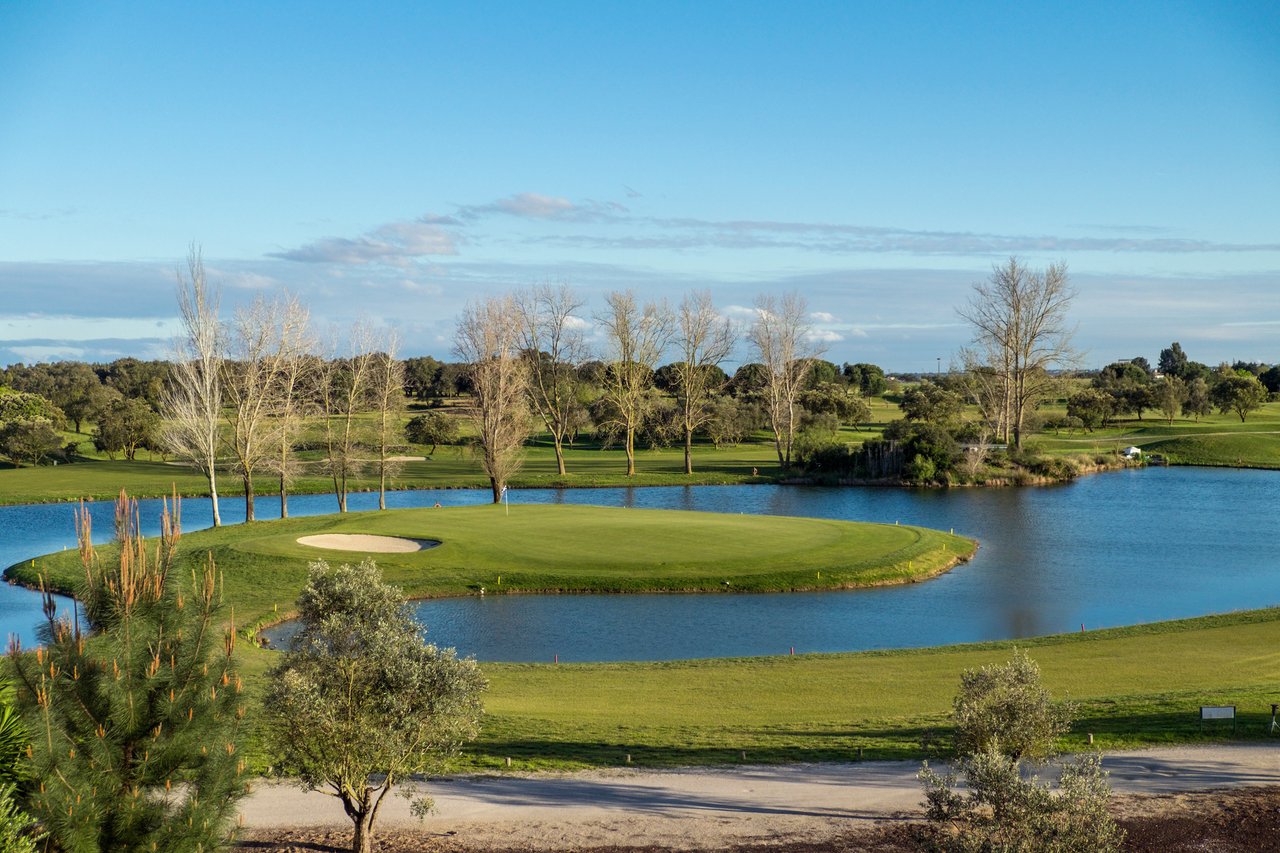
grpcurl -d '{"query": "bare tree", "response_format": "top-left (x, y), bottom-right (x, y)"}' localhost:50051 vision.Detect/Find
top-left (455, 296), bottom-right (531, 503)
top-left (319, 323), bottom-right (376, 513)
top-left (672, 291), bottom-right (736, 474)
top-left (595, 291), bottom-right (673, 476)
top-left (161, 246), bottom-right (225, 526)
top-left (957, 360), bottom-right (1011, 446)
top-left (266, 303), bottom-right (317, 518)
top-left (514, 283), bottom-right (586, 476)
top-left (369, 330), bottom-right (406, 510)
top-left (958, 258), bottom-right (1076, 449)
top-left (747, 292), bottom-right (822, 469)
top-left (224, 293), bottom-right (304, 522)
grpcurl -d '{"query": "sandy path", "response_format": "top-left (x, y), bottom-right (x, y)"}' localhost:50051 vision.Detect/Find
top-left (237, 744), bottom-right (1280, 849)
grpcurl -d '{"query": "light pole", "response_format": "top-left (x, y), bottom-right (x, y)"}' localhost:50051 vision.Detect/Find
top-left (936, 357), bottom-right (941, 378)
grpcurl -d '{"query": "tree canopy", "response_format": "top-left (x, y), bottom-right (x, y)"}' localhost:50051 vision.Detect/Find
top-left (264, 559), bottom-right (486, 853)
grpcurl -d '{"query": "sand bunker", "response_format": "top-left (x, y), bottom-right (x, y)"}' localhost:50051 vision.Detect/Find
top-left (296, 534), bottom-right (438, 553)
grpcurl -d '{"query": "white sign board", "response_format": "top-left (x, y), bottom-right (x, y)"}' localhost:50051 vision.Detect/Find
top-left (1200, 706), bottom-right (1235, 720)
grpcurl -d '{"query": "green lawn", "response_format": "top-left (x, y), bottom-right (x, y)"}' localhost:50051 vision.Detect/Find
top-left (0, 435), bottom-right (790, 505)
top-left (1029, 400), bottom-right (1280, 468)
top-left (211, 606), bottom-right (1280, 772)
top-left (463, 608), bottom-right (1280, 769)
top-left (7, 504), bottom-right (975, 631)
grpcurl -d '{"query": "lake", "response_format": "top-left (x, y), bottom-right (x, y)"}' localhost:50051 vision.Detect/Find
top-left (3, 468), bottom-right (1278, 659)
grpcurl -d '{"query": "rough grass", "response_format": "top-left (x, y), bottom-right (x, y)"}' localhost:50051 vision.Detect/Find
top-left (6, 504), bottom-right (975, 631)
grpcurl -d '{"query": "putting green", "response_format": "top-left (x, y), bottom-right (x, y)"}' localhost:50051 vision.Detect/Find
top-left (10, 504), bottom-right (976, 629)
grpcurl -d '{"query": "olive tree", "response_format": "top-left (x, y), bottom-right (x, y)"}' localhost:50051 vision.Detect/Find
top-left (919, 651), bottom-right (1122, 852)
top-left (265, 560), bottom-right (485, 853)
top-left (0, 387), bottom-right (65, 466)
top-left (405, 411), bottom-right (459, 456)
top-left (952, 650), bottom-right (1071, 761)
top-left (1211, 372), bottom-right (1267, 422)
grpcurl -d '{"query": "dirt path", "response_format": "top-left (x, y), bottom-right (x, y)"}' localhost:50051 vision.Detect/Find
top-left (236, 744), bottom-right (1280, 850)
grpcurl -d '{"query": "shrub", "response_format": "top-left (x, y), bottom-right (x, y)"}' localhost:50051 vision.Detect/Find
top-left (920, 746), bottom-right (1124, 852)
top-left (953, 650), bottom-right (1071, 761)
top-left (1024, 455), bottom-right (1079, 481)
top-left (904, 454), bottom-right (938, 483)
top-left (918, 651), bottom-right (1122, 852)
top-left (0, 783), bottom-right (44, 853)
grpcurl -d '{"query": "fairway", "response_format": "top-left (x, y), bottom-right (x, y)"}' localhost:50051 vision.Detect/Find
top-left (9, 504), bottom-right (977, 630)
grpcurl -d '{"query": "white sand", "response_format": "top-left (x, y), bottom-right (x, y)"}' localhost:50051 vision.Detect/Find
top-left (295, 534), bottom-right (438, 553)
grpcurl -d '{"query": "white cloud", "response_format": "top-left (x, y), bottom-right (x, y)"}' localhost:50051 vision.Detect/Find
top-left (270, 219), bottom-right (458, 265)
top-left (810, 311), bottom-right (839, 323)
top-left (808, 329), bottom-right (844, 343)
top-left (563, 315), bottom-right (590, 329)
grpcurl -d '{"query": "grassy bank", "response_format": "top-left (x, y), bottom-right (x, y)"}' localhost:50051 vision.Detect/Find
top-left (6, 504), bottom-right (976, 630)
top-left (210, 607), bottom-right (1280, 772)
top-left (464, 608), bottom-right (1280, 769)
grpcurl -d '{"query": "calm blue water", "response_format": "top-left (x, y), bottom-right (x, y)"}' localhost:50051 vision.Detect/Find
top-left (4, 468), bottom-right (1279, 660)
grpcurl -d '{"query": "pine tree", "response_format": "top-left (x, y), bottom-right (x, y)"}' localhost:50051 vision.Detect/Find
top-left (9, 491), bottom-right (247, 852)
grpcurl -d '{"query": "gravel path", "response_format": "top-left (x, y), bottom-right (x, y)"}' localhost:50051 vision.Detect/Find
top-left (236, 744), bottom-right (1280, 850)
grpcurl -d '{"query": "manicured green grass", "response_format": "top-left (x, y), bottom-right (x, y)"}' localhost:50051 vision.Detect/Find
top-left (7, 504), bottom-right (975, 631)
top-left (0, 438), bottom-right (789, 505)
top-left (213, 607), bottom-right (1280, 772)
top-left (463, 608), bottom-right (1280, 768)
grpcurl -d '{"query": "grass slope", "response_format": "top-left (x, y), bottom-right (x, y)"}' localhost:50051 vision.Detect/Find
top-left (469, 608), bottom-right (1280, 768)
top-left (1030, 401), bottom-right (1280, 468)
top-left (7, 504), bottom-right (976, 630)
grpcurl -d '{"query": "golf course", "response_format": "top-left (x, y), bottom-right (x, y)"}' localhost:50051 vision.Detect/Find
top-left (7, 503), bottom-right (977, 631)
top-left (6, 487), bottom-right (1279, 773)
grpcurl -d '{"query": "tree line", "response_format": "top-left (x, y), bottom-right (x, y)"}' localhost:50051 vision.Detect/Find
top-left (3, 253), bottom-right (1277, 495)
top-left (0, 255), bottom-right (897, 507)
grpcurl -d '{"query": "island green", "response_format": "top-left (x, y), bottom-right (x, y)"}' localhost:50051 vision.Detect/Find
top-left (6, 503), bottom-right (977, 631)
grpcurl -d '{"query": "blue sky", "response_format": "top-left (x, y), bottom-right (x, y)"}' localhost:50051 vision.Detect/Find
top-left (1, 1), bottom-right (1277, 371)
